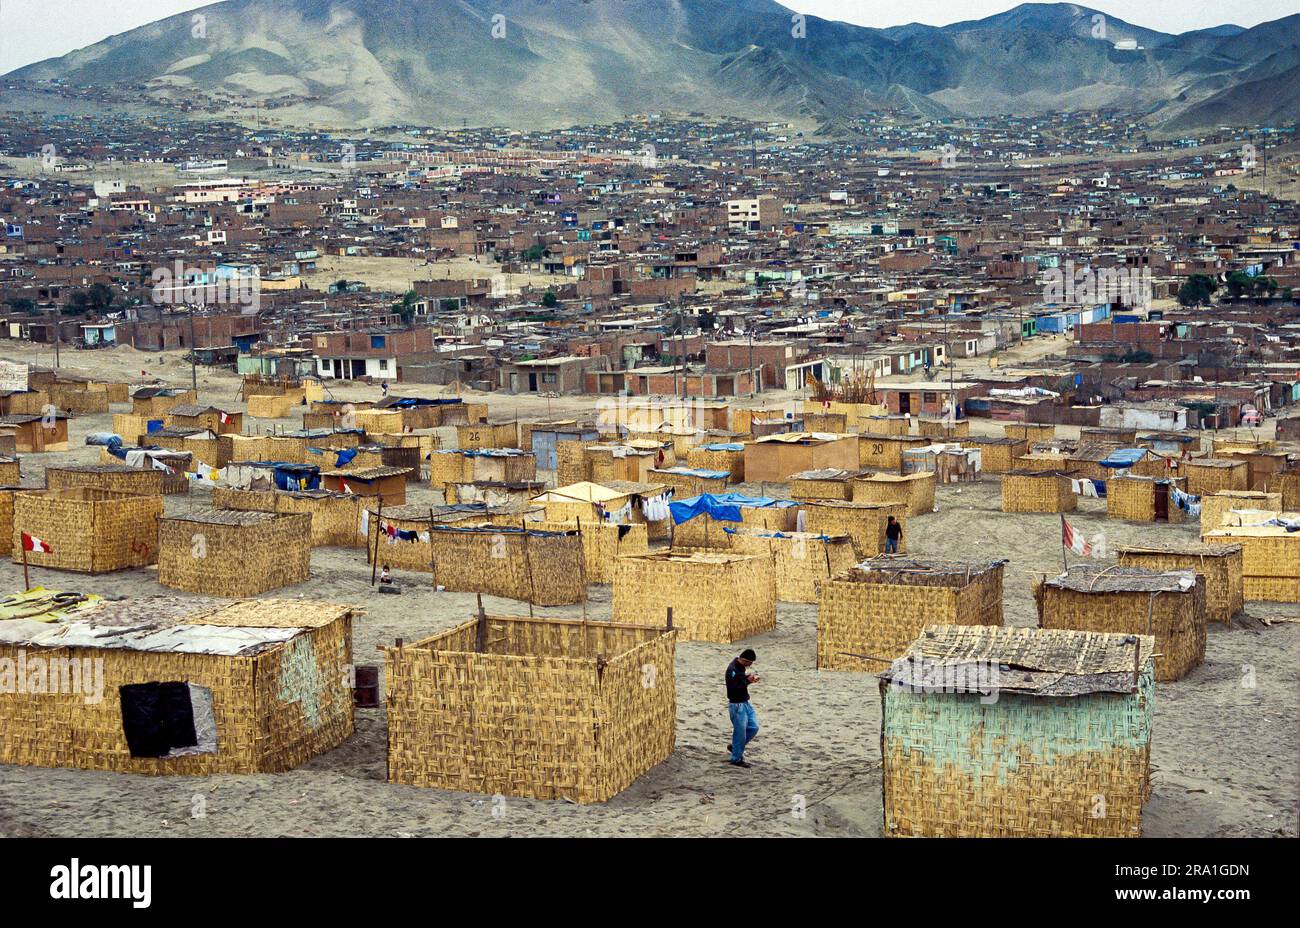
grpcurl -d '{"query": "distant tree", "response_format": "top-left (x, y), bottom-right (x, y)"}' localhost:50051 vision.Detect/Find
top-left (541, 290), bottom-right (559, 308)
top-left (391, 289), bottom-right (419, 323)
top-left (332, 279), bottom-right (352, 293)
top-left (66, 282), bottom-right (116, 315)
top-left (5, 298), bottom-right (36, 315)
top-left (521, 244), bottom-right (545, 262)
top-left (1225, 271), bottom-right (1277, 299)
top-left (1177, 274), bottom-right (1217, 307)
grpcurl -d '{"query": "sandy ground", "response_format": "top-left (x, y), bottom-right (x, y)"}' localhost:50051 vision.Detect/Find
top-left (0, 343), bottom-right (1296, 837)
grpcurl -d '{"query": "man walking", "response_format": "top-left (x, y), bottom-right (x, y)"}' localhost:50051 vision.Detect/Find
top-left (726, 649), bottom-right (760, 768)
top-left (885, 515), bottom-right (902, 554)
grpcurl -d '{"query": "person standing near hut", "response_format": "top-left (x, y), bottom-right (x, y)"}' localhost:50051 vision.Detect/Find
top-left (726, 649), bottom-right (760, 768)
top-left (885, 516), bottom-right (902, 554)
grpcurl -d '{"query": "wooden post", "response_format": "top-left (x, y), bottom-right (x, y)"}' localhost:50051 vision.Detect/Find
top-left (520, 518), bottom-right (536, 616)
top-left (666, 606), bottom-right (674, 631)
top-left (370, 495), bottom-right (384, 586)
top-left (1059, 513), bottom-right (1069, 573)
top-left (428, 507), bottom-right (437, 588)
top-left (474, 594), bottom-right (487, 653)
top-left (20, 542), bottom-right (30, 592)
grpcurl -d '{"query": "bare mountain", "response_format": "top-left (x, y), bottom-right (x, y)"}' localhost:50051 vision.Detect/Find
top-left (7, 1), bottom-right (1298, 129)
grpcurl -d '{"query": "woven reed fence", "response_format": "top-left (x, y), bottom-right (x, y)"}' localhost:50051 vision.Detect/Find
top-left (555, 440), bottom-right (591, 485)
top-left (880, 625), bottom-right (1154, 837)
top-left (369, 522), bottom-right (586, 605)
top-left (385, 615), bottom-right (676, 803)
top-left (212, 486), bottom-right (365, 548)
top-left (158, 510), bottom-right (312, 596)
top-left (857, 434), bottom-right (929, 472)
top-left (672, 503), bottom-right (796, 549)
top-left (1001, 470), bottom-right (1077, 513)
top-left (0, 487), bottom-right (16, 557)
top-left (457, 422), bottom-right (520, 450)
top-left (1200, 491), bottom-right (1281, 529)
top-left (1183, 459), bottom-right (1248, 496)
top-left (177, 435), bottom-right (228, 469)
top-left (220, 434), bottom-right (272, 465)
top-left (853, 472), bottom-right (937, 517)
top-left (112, 413), bottom-right (159, 445)
top-left (131, 391), bottom-right (196, 416)
top-left (612, 551), bottom-right (776, 642)
top-left (1202, 527), bottom-right (1300, 602)
top-left (11, 488), bottom-right (162, 573)
top-left (721, 529), bottom-right (858, 603)
top-left (0, 599), bottom-right (353, 775)
top-left (1106, 476), bottom-right (1188, 523)
top-left (684, 447), bottom-right (745, 483)
top-left (46, 464), bottom-right (166, 498)
top-left (47, 384), bottom-right (108, 415)
top-left (818, 558), bottom-right (1004, 671)
top-left (1116, 543), bottom-right (1243, 624)
top-left (960, 438), bottom-right (1026, 474)
top-left (531, 519), bottom-right (649, 585)
top-left (801, 500), bottom-right (907, 558)
top-left (0, 458), bottom-right (18, 485)
top-left (789, 474), bottom-right (854, 501)
top-left (647, 467), bottom-right (728, 498)
top-left (1034, 566), bottom-right (1205, 681)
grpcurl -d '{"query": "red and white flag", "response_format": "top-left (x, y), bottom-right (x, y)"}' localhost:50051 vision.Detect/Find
top-left (1061, 517), bottom-right (1093, 557)
top-left (21, 532), bottom-right (53, 554)
top-left (340, 480), bottom-right (353, 495)
top-left (219, 411), bottom-right (231, 425)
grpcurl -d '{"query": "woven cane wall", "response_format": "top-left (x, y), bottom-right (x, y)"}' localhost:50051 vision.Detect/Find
top-left (685, 447), bottom-right (744, 483)
top-left (612, 552), bottom-right (776, 642)
top-left (1200, 492), bottom-right (1281, 529)
top-left (216, 487), bottom-right (365, 549)
top-left (46, 466), bottom-right (165, 497)
top-left (1037, 584), bottom-right (1205, 682)
top-left (1001, 472), bottom-right (1076, 513)
top-left (672, 505), bottom-right (795, 549)
top-left (963, 439), bottom-right (1026, 474)
top-left (1266, 471), bottom-right (1300, 511)
top-left (854, 473), bottom-right (937, 516)
top-left (158, 512), bottom-right (312, 596)
top-left (1003, 423), bottom-right (1056, 443)
top-left (817, 567), bottom-right (1003, 671)
top-left (0, 607), bottom-right (352, 775)
top-left (789, 477), bottom-right (853, 501)
top-left (532, 519), bottom-right (649, 585)
top-left (802, 500), bottom-right (906, 558)
top-left (555, 440), bottom-right (591, 485)
top-left (111, 414), bottom-right (156, 445)
top-left (917, 418), bottom-right (970, 438)
top-left (246, 394), bottom-right (296, 419)
top-left (0, 488), bottom-right (15, 557)
top-left (11, 488), bottom-right (162, 573)
top-left (0, 459), bottom-right (18, 485)
top-left (1184, 460), bottom-right (1248, 496)
top-left (427, 452), bottom-right (471, 493)
top-left (725, 530), bottom-right (858, 603)
top-left (385, 617), bottom-right (675, 803)
top-left (1116, 548), bottom-right (1243, 624)
top-left (1202, 529), bottom-right (1300, 602)
top-left (881, 666), bottom-right (1153, 837)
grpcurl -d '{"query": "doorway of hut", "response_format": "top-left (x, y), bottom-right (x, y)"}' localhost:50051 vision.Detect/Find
top-left (1154, 482), bottom-right (1170, 522)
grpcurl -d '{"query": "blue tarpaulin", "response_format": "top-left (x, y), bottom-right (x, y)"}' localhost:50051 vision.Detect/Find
top-left (334, 448), bottom-right (358, 468)
top-left (1100, 448), bottom-right (1148, 468)
top-left (669, 493), bottom-right (797, 524)
top-left (700, 443), bottom-right (744, 452)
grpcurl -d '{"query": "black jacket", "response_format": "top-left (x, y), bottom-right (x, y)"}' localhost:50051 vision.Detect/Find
top-left (886, 520), bottom-right (902, 540)
top-left (726, 659), bottom-right (751, 703)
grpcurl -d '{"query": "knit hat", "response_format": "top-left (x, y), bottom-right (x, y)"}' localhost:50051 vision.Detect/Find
top-left (740, 649), bottom-right (757, 662)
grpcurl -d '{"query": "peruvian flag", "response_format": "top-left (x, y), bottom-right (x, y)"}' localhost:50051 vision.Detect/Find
top-left (219, 411), bottom-right (231, 425)
top-left (21, 532), bottom-right (53, 554)
top-left (1061, 517), bottom-right (1093, 557)
top-left (341, 480), bottom-right (353, 495)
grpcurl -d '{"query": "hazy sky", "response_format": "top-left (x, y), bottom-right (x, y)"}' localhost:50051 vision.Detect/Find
top-left (0, 0), bottom-right (1295, 74)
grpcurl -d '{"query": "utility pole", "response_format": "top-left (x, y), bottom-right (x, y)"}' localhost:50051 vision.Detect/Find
top-left (749, 328), bottom-right (755, 398)
top-left (189, 303), bottom-right (199, 393)
top-left (53, 306), bottom-right (61, 369)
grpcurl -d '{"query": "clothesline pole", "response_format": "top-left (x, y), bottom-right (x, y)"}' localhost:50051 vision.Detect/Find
top-left (370, 495), bottom-right (384, 586)
top-left (1059, 513), bottom-right (1069, 573)
top-left (21, 543), bottom-right (30, 592)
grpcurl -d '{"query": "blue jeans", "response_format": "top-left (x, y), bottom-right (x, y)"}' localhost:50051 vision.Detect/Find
top-left (885, 537), bottom-right (899, 554)
top-left (729, 701), bottom-right (759, 762)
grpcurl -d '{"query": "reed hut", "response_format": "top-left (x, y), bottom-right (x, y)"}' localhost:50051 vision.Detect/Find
top-left (960, 437), bottom-right (1026, 475)
top-left (588, 443), bottom-right (663, 483)
top-left (1116, 543), bottom-right (1243, 624)
top-left (385, 614), bottom-right (676, 803)
top-left (880, 625), bottom-right (1154, 838)
top-left (1003, 423), bottom-right (1056, 443)
top-left (670, 495), bottom-right (797, 548)
top-left (1266, 468), bottom-right (1300, 511)
top-left (447, 480), bottom-right (546, 509)
top-left (212, 486), bottom-right (366, 548)
top-left (612, 550), bottom-right (776, 642)
top-left (45, 463), bottom-right (166, 498)
top-left (0, 433), bottom-right (15, 457)
top-left (1106, 475), bottom-right (1189, 523)
top-left (1182, 459), bottom-right (1248, 497)
top-left (1001, 470), bottom-right (1077, 513)
top-left (788, 468), bottom-right (856, 501)
top-left (1202, 527), bottom-right (1300, 603)
top-left (1035, 565), bottom-right (1205, 682)
top-left (0, 389), bottom-right (49, 416)
top-left (428, 449), bottom-right (536, 494)
top-left (532, 518), bottom-right (649, 584)
top-left (801, 499), bottom-right (907, 558)
top-left (744, 433), bottom-right (859, 482)
top-left (0, 413), bottom-right (70, 452)
top-left (246, 393), bottom-right (298, 419)
top-left (10, 488), bottom-right (162, 573)
top-left (47, 382), bottom-right (108, 415)
top-left (852, 471), bottom-right (937, 517)
top-left (862, 415), bottom-right (912, 436)
top-left (0, 456), bottom-right (18, 486)
top-left (1200, 490), bottom-right (1282, 529)
top-left (857, 433), bottom-right (931, 473)
top-left (801, 411), bottom-right (848, 433)
top-left (158, 510), bottom-right (311, 596)
top-left (130, 388), bottom-right (196, 417)
top-left (1081, 426), bottom-right (1138, 445)
top-left (685, 443), bottom-right (745, 483)
top-left (817, 557), bottom-right (1004, 671)
top-left (723, 529), bottom-right (857, 603)
top-left (1217, 448), bottom-right (1290, 492)
top-left (0, 486), bottom-right (15, 557)
top-left (916, 417), bottom-right (970, 439)
top-left (165, 405), bottom-right (242, 435)
top-left (0, 598), bottom-right (354, 775)
top-left (647, 466), bottom-right (730, 498)
top-left (457, 421), bottom-right (520, 451)
top-left (321, 466), bottom-right (412, 505)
